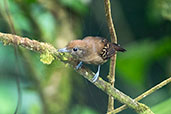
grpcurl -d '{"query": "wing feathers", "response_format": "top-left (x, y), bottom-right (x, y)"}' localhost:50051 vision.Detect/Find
top-left (100, 39), bottom-right (126, 60)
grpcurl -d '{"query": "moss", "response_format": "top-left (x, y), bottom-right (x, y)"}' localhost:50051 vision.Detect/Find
top-left (1, 38), bottom-right (10, 46)
top-left (65, 63), bottom-right (69, 67)
top-left (40, 52), bottom-right (54, 64)
top-left (138, 103), bottom-right (154, 114)
top-left (62, 56), bottom-right (68, 61)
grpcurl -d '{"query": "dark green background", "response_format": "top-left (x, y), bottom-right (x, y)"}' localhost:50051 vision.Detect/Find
top-left (0, 0), bottom-right (170, 114)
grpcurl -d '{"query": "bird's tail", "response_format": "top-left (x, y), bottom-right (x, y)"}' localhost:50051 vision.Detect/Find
top-left (112, 43), bottom-right (126, 52)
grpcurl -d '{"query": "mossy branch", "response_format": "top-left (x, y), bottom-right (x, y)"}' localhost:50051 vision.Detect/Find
top-left (108, 77), bottom-right (171, 114)
top-left (0, 32), bottom-right (154, 114)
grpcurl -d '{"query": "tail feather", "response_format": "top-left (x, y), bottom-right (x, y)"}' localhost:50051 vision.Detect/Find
top-left (112, 43), bottom-right (126, 52)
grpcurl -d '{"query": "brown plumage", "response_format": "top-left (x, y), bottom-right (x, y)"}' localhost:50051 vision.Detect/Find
top-left (58, 36), bottom-right (126, 82)
top-left (62, 36), bottom-right (126, 65)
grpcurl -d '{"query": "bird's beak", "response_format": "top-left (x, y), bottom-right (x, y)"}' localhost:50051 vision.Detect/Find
top-left (58, 47), bottom-right (71, 53)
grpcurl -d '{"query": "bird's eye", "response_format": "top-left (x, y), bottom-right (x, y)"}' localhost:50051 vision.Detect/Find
top-left (73, 48), bottom-right (78, 52)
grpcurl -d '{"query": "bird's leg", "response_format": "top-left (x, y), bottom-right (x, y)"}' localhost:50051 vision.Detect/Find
top-left (76, 61), bottom-right (83, 70)
top-left (92, 65), bottom-right (101, 82)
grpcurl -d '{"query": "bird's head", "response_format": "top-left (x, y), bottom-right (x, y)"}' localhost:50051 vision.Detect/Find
top-left (58, 40), bottom-right (87, 59)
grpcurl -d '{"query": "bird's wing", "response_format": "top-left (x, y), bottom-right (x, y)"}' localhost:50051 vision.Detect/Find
top-left (99, 39), bottom-right (116, 60)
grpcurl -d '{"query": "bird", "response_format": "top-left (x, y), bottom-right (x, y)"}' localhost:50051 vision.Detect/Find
top-left (58, 36), bottom-right (126, 82)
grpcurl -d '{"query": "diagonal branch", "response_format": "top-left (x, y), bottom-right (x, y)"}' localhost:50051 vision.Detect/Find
top-left (108, 77), bottom-right (171, 114)
top-left (104, 0), bottom-right (117, 112)
top-left (0, 32), bottom-right (154, 114)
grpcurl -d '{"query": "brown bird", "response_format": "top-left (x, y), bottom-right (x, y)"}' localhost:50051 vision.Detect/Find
top-left (58, 36), bottom-right (126, 82)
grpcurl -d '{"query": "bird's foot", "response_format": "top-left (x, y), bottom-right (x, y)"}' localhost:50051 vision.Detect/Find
top-left (92, 65), bottom-right (101, 83)
top-left (76, 61), bottom-right (83, 70)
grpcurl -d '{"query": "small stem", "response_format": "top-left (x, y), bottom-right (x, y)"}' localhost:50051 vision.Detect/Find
top-left (104, 0), bottom-right (117, 112)
top-left (108, 77), bottom-right (171, 114)
top-left (107, 55), bottom-right (116, 112)
top-left (104, 0), bottom-right (117, 43)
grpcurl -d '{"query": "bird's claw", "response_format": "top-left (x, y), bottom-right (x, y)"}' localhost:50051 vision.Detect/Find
top-left (76, 61), bottom-right (83, 70)
top-left (92, 65), bottom-right (101, 83)
top-left (92, 72), bottom-right (99, 83)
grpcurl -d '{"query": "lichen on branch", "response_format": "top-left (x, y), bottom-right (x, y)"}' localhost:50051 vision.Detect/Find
top-left (40, 52), bottom-right (54, 64)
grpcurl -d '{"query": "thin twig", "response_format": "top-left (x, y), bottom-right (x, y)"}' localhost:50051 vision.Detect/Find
top-left (108, 77), bottom-right (171, 114)
top-left (104, 0), bottom-right (117, 42)
top-left (0, 32), bottom-right (154, 114)
top-left (3, 1), bottom-right (21, 114)
top-left (104, 0), bottom-right (117, 112)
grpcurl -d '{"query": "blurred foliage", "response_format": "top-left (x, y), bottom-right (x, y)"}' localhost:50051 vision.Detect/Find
top-left (161, 0), bottom-right (171, 21)
top-left (30, 4), bottom-right (57, 42)
top-left (0, 0), bottom-right (32, 33)
top-left (117, 38), bottom-right (171, 87)
top-left (59, 0), bottom-right (89, 14)
top-left (152, 98), bottom-right (171, 114)
top-left (0, 78), bottom-right (17, 114)
top-left (0, 0), bottom-right (170, 114)
top-left (147, 0), bottom-right (171, 24)
top-left (71, 105), bottom-right (98, 114)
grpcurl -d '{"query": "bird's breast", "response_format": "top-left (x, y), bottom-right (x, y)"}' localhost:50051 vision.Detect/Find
top-left (79, 53), bottom-right (107, 65)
